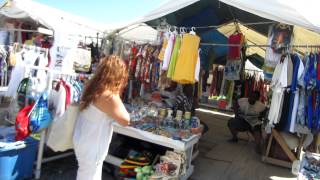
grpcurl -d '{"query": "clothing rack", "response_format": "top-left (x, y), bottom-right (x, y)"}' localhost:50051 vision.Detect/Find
top-left (146, 21), bottom-right (275, 30)
top-left (262, 129), bottom-right (303, 168)
top-left (23, 65), bottom-right (90, 179)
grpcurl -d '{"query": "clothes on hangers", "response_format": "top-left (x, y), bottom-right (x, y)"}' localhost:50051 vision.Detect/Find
top-left (162, 33), bottom-right (175, 70)
top-left (224, 60), bottom-right (242, 81)
top-left (167, 36), bottom-right (181, 79)
top-left (172, 33), bottom-right (200, 84)
top-left (286, 54), bottom-right (304, 132)
top-left (239, 71), bottom-right (268, 104)
top-left (194, 49), bottom-right (201, 82)
top-left (209, 66), bottom-right (224, 97)
top-left (228, 32), bottom-right (244, 60)
top-left (6, 46), bottom-right (49, 97)
top-left (268, 55), bottom-right (288, 126)
top-left (158, 33), bottom-right (168, 61)
top-left (49, 77), bottom-right (84, 117)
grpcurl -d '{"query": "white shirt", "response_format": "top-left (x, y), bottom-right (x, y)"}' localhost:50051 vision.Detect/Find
top-left (268, 56), bottom-right (288, 125)
top-left (195, 49), bottom-right (201, 82)
top-left (238, 98), bottom-right (266, 127)
top-left (49, 83), bottom-right (66, 117)
top-left (162, 33), bottom-right (175, 71)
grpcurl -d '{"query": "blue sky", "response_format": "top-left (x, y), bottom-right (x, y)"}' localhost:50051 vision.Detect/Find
top-left (1, 0), bottom-right (164, 24)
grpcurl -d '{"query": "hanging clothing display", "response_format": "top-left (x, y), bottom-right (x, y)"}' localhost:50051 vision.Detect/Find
top-left (209, 66), bottom-right (224, 97)
top-left (194, 50), bottom-right (201, 82)
top-left (172, 33), bottom-right (200, 84)
top-left (227, 32), bottom-right (244, 60)
top-left (268, 55), bottom-right (288, 126)
top-left (225, 32), bottom-right (245, 81)
top-left (302, 52), bottom-right (320, 132)
top-left (267, 52), bottom-right (316, 135)
top-left (286, 54), bottom-right (304, 132)
top-left (162, 33), bottom-right (175, 71)
top-left (49, 77), bottom-right (83, 117)
top-left (240, 71), bottom-right (268, 104)
top-left (158, 33), bottom-right (168, 61)
top-left (6, 46), bottom-right (49, 97)
top-left (167, 36), bottom-right (181, 79)
top-left (224, 60), bottom-right (242, 81)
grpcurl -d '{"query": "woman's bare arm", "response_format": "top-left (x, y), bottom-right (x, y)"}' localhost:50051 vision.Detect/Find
top-left (94, 95), bottom-right (130, 126)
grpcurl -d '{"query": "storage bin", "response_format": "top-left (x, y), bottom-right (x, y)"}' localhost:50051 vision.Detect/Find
top-left (0, 136), bottom-right (39, 180)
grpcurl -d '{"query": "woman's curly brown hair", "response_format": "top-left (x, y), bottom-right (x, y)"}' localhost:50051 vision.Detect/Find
top-left (79, 55), bottom-right (128, 111)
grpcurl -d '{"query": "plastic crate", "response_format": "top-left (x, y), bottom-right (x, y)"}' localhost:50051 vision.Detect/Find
top-left (0, 136), bottom-right (39, 180)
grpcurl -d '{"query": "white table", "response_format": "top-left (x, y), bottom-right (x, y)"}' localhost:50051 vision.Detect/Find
top-left (105, 123), bottom-right (201, 180)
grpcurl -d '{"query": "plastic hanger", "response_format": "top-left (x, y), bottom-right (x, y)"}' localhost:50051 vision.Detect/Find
top-left (190, 27), bottom-right (196, 35)
top-left (233, 20), bottom-right (241, 34)
top-left (173, 26), bottom-right (178, 35)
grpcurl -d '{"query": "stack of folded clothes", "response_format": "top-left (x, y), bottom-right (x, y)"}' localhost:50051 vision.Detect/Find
top-left (119, 150), bottom-right (152, 179)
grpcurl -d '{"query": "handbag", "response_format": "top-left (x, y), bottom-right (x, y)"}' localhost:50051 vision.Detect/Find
top-left (73, 48), bottom-right (91, 72)
top-left (47, 105), bottom-right (79, 152)
top-left (17, 77), bottom-right (32, 108)
top-left (15, 103), bottom-right (34, 141)
top-left (29, 93), bottom-right (52, 133)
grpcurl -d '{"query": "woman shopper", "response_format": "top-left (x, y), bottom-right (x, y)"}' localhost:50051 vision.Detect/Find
top-left (73, 55), bottom-right (130, 180)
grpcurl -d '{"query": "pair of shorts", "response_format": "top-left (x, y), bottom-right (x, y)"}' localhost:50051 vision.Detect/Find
top-left (228, 117), bottom-right (261, 133)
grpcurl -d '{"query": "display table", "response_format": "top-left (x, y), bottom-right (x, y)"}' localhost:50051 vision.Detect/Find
top-left (105, 123), bottom-right (201, 180)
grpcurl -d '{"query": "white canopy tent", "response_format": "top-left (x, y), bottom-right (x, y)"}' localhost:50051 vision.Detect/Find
top-left (219, 0), bottom-right (320, 33)
top-left (117, 23), bottom-right (159, 43)
top-left (120, 0), bottom-right (320, 33)
top-left (0, 0), bottom-right (111, 46)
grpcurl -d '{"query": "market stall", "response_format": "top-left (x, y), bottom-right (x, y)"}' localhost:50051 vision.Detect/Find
top-left (1, 0), bottom-right (320, 179)
top-left (99, 0), bottom-right (320, 178)
top-left (107, 123), bottom-right (201, 180)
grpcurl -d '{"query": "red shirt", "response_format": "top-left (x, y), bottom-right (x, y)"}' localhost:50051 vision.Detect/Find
top-left (228, 33), bottom-right (243, 60)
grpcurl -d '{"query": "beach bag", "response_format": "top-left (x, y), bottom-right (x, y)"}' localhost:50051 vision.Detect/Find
top-left (29, 93), bottom-right (52, 133)
top-left (47, 105), bottom-right (79, 152)
top-left (15, 103), bottom-right (33, 141)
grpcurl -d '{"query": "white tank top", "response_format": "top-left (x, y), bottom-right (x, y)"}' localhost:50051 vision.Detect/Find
top-left (73, 104), bottom-right (114, 161)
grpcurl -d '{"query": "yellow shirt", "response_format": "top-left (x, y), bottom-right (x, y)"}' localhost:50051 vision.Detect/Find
top-left (172, 34), bottom-right (200, 84)
top-left (158, 39), bottom-right (168, 61)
